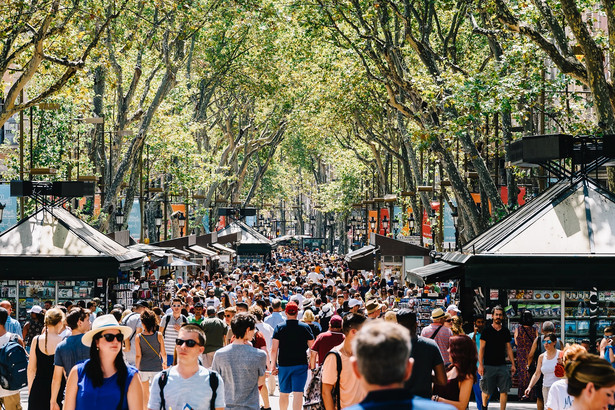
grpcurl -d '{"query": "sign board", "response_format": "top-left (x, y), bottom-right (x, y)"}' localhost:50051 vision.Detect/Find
top-left (127, 199), bottom-right (141, 240)
top-left (0, 183), bottom-right (18, 233)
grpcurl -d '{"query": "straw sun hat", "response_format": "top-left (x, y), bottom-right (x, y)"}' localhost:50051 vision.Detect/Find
top-left (82, 314), bottom-right (133, 347)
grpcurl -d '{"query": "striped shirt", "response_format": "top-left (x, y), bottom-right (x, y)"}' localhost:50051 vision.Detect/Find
top-left (420, 324), bottom-right (453, 365)
top-left (161, 314), bottom-right (186, 356)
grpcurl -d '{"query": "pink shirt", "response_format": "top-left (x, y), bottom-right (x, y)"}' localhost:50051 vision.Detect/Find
top-left (421, 323), bottom-right (453, 364)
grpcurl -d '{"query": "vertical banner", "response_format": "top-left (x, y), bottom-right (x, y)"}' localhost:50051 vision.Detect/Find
top-left (0, 184), bottom-right (17, 233)
top-left (202, 210), bottom-right (211, 233)
top-left (245, 215), bottom-right (256, 227)
top-left (127, 199), bottom-right (141, 241)
top-left (393, 206), bottom-right (402, 236)
top-left (443, 201), bottom-right (456, 247)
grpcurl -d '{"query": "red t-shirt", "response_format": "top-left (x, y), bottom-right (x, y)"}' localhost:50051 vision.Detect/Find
top-left (311, 331), bottom-right (345, 365)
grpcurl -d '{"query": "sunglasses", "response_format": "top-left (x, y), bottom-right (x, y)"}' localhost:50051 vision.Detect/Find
top-left (445, 319), bottom-right (453, 322)
top-left (101, 333), bottom-right (124, 343)
top-left (225, 314), bottom-right (233, 318)
top-left (544, 340), bottom-right (553, 344)
top-left (175, 338), bottom-right (201, 347)
top-left (172, 304), bottom-right (182, 308)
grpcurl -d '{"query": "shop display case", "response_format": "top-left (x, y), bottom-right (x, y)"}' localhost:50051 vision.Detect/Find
top-left (507, 289), bottom-right (615, 343)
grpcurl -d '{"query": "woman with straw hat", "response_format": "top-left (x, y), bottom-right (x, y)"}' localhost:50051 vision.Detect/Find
top-left (64, 314), bottom-right (143, 410)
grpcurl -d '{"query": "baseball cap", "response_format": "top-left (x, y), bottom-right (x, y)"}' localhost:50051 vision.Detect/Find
top-left (27, 306), bottom-right (43, 314)
top-left (447, 304), bottom-right (461, 313)
top-left (285, 301), bottom-right (299, 315)
top-left (348, 299), bottom-right (362, 308)
top-left (329, 315), bottom-right (343, 328)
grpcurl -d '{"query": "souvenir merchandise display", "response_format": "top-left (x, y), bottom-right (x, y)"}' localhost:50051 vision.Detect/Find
top-left (401, 281), bottom-right (459, 334)
top-left (507, 289), bottom-right (615, 343)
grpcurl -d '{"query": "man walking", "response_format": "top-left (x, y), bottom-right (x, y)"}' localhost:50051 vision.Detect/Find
top-left (309, 315), bottom-right (344, 369)
top-left (0, 307), bottom-right (24, 410)
top-left (148, 324), bottom-right (225, 410)
top-left (189, 301), bottom-right (205, 325)
top-left (0, 301), bottom-right (21, 336)
top-left (478, 306), bottom-right (515, 410)
top-left (420, 308), bottom-right (453, 365)
top-left (201, 306), bottom-right (228, 368)
top-left (344, 321), bottom-right (453, 410)
top-left (396, 310), bottom-right (446, 399)
top-left (123, 300), bottom-right (147, 365)
top-left (270, 301), bottom-right (314, 410)
top-left (264, 299), bottom-right (286, 330)
top-left (468, 315), bottom-right (487, 410)
top-left (321, 313), bottom-right (367, 409)
top-left (212, 313), bottom-right (267, 410)
top-left (160, 298), bottom-right (188, 366)
top-left (50, 307), bottom-right (91, 410)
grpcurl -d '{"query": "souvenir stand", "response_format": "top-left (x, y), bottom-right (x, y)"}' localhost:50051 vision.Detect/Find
top-left (411, 176), bottom-right (615, 397)
top-left (0, 206), bottom-right (145, 321)
top-left (217, 221), bottom-right (274, 265)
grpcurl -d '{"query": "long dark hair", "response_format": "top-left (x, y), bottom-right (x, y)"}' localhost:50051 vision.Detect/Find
top-left (449, 335), bottom-right (478, 382)
top-left (85, 333), bottom-right (128, 410)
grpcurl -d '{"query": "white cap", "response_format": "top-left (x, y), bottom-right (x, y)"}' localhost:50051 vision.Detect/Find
top-left (447, 304), bottom-right (461, 313)
top-left (27, 306), bottom-right (43, 314)
top-left (348, 299), bottom-right (362, 308)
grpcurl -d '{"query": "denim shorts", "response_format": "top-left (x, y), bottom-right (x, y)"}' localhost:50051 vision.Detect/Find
top-left (278, 364), bottom-right (308, 393)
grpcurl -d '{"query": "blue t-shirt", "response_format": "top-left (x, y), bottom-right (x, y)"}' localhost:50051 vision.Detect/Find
top-left (54, 334), bottom-right (90, 376)
top-left (75, 360), bottom-right (138, 410)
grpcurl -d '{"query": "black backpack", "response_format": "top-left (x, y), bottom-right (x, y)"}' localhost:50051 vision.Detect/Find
top-left (158, 367), bottom-right (219, 410)
top-left (161, 314), bottom-right (188, 338)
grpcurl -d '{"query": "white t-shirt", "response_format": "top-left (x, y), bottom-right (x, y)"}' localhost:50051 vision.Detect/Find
top-left (0, 332), bottom-right (20, 397)
top-left (546, 379), bottom-right (573, 410)
top-left (255, 322), bottom-right (274, 352)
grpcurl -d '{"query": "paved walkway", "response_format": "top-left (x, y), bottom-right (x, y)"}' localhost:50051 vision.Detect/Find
top-left (18, 387), bottom-right (539, 409)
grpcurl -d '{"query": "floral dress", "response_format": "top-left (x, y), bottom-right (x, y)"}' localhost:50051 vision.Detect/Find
top-left (515, 325), bottom-right (537, 396)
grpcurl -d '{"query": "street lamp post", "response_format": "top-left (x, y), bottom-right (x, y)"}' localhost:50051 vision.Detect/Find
top-left (0, 202), bottom-right (5, 224)
top-left (429, 209), bottom-right (437, 250)
top-left (382, 215), bottom-right (389, 236)
top-left (369, 216), bottom-right (377, 233)
top-left (155, 209), bottom-right (162, 241)
top-left (451, 206), bottom-right (459, 250)
top-left (409, 213), bottom-right (415, 235)
top-left (392, 217), bottom-right (399, 239)
top-left (178, 212), bottom-right (186, 236)
top-left (115, 207), bottom-right (124, 232)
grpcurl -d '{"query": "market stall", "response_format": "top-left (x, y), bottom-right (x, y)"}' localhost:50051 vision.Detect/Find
top-left (412, 176), bottom-right (615, 344)
top-left (0, 206), bottom-right (145, 320)
top-left (216, 221), bottom-right (274, 264)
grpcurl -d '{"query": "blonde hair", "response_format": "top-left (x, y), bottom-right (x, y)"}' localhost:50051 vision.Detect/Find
top-left (303, 310), bottom-right (315, 323)
top-left (45, 308), bottom-right (65, 327)
top-left (384, 310), bottom-right (397, 323)
top-left (566, 353), bottom-right (615, 396)
top-left (563, 343), bottom-right (586, 364)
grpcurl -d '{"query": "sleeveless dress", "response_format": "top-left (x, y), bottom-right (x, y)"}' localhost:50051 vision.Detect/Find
top-left (28, 338), bottom-right (64, 408)
top-left (515, 325), bottom-right (537, 397)
top-left (75, 359), bottom-right (138, 410)
top-left (433, 374), bottom-right (461, 401)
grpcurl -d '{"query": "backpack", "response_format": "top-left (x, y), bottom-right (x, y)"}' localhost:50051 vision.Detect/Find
top-left (303, 350), bottom-right (342, 410)
top-left (161, 314), bottom-right (188, 338)
top-left (121, 312), bottom-right (140, 341)
top-left (0, 334), bottom-right (28, 391)
top-left (158, 367), bottom-right (219, 410)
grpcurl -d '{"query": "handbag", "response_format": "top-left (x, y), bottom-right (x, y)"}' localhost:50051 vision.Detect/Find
top-left (554, 351), bottom-right (565, 378)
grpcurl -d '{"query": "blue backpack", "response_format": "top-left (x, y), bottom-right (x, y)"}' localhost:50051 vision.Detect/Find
top-left (0, 334), bottom-right (28, 391)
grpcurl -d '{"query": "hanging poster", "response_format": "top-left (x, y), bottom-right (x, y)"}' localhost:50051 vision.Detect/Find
top-left (0, 183), bottom-right (17, 233)
top-left (127, 199), bottom-right (141, 240)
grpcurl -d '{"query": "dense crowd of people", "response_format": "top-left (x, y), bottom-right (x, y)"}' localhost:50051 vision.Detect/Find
top-left (0, 248), bottom-right (614, 409)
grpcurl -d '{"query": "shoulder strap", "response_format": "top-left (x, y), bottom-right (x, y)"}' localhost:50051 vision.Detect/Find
top-left (182, 315), bottom-right (188, 324)
top-left (158, 368), bottom-right (170, 410)
top-left (324, 350), bottom-right (343, 410)
top-left (429, 325), bottom-right (443, 340)
top-left (209, 370), bottom-right (219, 410)
top-left (161, 315), bottom-right (170, 338)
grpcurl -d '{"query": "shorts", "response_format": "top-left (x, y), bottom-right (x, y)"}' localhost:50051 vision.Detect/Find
top-left (278, 364), bottom-right (308, 393)
top-left (140, 371), bottom-right (161, 382)
top-left (480, 365), bottom-right (511, 395)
